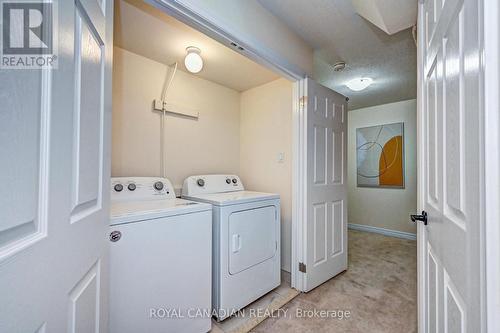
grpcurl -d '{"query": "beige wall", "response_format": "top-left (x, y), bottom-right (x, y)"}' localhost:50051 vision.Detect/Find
top-left (240, 79), bottom-right (293, 272)
top-left (112, 47), bottom-right (240, 190)
top-left (113, 48), bottom-right (294, 271)
top-left (348, 99), bottom-right (417, 234)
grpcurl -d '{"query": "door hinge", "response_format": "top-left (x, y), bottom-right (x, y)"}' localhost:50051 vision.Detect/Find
top-left (299, 96), bottom-right (307, 110)
top-left (298, 262), bottom-right (306, 273)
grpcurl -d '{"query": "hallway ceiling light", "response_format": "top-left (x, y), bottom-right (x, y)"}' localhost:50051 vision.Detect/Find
top-left (184, 46), bottom-right (203, 73)
top-left (345, 77), bottom-right (373, 91)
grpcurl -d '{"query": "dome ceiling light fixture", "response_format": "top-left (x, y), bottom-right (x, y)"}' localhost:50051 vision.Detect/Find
top-left (184, 46), bottom-right (203, 73)
top-left (345, 77), bottom-right (373, 91)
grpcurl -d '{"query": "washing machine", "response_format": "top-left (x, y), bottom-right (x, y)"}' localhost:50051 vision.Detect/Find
top-left (182, 175), bottom-right (280, 320)
top-left (109, 177), bottom-right (212, 333)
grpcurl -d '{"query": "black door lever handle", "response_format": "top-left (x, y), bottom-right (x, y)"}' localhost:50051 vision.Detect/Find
top-left (411, 211), bottom-right (428, 225)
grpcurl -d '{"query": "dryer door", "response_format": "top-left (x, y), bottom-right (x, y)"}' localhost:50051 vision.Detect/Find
top-left (228, 205), bottom-right (277, 275)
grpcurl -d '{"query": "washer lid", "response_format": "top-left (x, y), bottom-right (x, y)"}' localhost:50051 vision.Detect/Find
top-left (183, 191), bottom-right (279, 206)
top-left (110, 198), bottom-right (211, 225)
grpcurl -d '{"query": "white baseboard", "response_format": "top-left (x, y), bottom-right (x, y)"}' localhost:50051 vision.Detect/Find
top-left (348, 223), bottom-right (417, 241)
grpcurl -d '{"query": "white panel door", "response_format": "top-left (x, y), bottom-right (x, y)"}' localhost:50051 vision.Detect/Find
top-left (301, 78), bottom-right (348, 291)
top-left (418, 0), bottom-right (483, 331)
top-left (0, 0), bottom-right (113, 332)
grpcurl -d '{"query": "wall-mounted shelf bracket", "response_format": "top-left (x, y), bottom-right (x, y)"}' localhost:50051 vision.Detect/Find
top-left (153, 99), bottom-right (199, 119)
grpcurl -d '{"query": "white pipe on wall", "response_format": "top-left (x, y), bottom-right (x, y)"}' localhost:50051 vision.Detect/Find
top-left (159, 62), bottom-right (178, 178)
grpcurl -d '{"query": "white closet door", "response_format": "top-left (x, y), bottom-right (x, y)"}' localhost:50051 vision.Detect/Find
top-left (301, 78), bottom-right (348, 292)
top-left (418, 0), bottom-right (484, 331)
top-left (0, 0), bottom-right (113, 331)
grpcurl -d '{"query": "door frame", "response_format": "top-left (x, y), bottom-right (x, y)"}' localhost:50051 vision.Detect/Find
top-left (482, 0), bottom-right (500, 331)
top-left (416, 2), bottom-right (426, 331)
top-left (146, 0), bottom-right (308, 291)
top-left (417, 0), bottom-right (500, 331)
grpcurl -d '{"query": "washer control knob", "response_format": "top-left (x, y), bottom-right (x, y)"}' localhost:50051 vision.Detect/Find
top-left (197, 178), bottom-right (205, 187)
top-left (114, 184), bottom-right (123, 192)
top-left (127, 183), bottom-right (136, 191)
top-left (154, 181), bottom-right (164, 191)
top-left (232, 178), bottom-right (238, 184)
top-left (226, 178), bottom-right (231, 184)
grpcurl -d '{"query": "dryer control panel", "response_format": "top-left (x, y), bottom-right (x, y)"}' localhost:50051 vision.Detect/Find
top-left (111, 177), bottom-right (175, 202)
top-left (182, 174), bottom-right (244, 196)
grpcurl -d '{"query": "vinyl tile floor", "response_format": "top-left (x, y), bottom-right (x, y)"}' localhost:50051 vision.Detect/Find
top-left (210, 274), bottom-right (300, 333)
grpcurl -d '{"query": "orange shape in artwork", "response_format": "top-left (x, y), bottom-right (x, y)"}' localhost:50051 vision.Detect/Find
top-left (379, 135), bottom-right (403, 186)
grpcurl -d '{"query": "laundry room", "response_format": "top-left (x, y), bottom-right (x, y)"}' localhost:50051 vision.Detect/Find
top-left (111, 0), bottom-right (295, 331)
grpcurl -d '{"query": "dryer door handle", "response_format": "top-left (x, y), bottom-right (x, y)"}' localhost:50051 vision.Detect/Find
top-left (232, 234), bottom-right (242, 253)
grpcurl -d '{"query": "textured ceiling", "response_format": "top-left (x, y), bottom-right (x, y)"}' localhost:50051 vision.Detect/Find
top-left (114, 0), bottom-right (280, 92)
top-left (258, 0), bottom-right (417, 110)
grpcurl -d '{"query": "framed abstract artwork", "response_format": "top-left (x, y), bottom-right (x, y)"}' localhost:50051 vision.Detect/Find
top-left (356, 122), bottom-right (404, 188)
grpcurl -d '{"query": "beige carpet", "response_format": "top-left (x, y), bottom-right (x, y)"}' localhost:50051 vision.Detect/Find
top-left (251, 230), bottom-right (417, 333)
